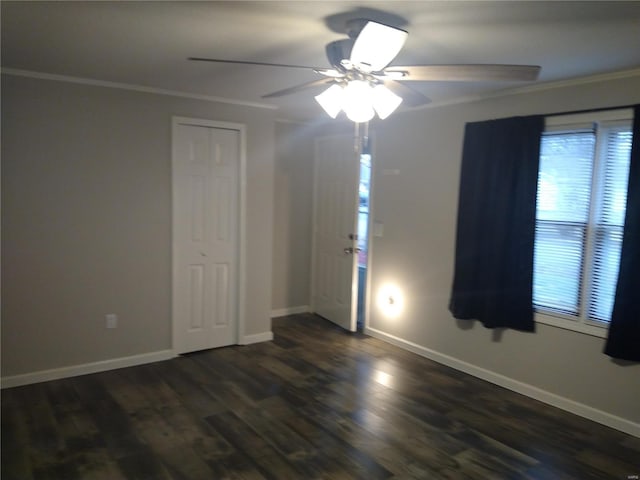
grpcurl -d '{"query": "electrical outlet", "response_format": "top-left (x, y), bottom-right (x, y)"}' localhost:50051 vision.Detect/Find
top-left (105, 314), bottom-right (118, 329)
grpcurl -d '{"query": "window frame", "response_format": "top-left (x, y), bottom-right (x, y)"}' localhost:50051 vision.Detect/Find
top-left (534, 108), bottom-right (634, 338)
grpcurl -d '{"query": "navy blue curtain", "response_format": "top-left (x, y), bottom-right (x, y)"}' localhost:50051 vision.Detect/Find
top-left (449, 115), bottom-right (544, 331)
top-left (604, 105), bottom-right (640, 362)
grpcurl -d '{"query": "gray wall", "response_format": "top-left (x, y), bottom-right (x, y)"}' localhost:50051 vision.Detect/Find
top-left (368, 74), bottom-right (640, 423)
top-left (1, 74), bottom-right (275, 377)
top-left (3, 70), bottom-right (638, 426)
top-left (272, 121), bottom-right (314, 312)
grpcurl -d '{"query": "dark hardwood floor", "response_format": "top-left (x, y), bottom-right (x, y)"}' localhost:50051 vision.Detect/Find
top-left (2, 313), bottom-right (639, 479)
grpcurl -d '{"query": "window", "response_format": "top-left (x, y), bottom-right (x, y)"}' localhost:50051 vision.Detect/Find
top-left (357, 152), bottom-right (371, 267)
top-left (533, 109), bottom-right (633, 336)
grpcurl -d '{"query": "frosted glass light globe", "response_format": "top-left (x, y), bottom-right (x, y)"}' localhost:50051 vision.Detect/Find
top-left (342, 80), bottom-right (375, 123)
top-left (315, 84), bottom-right (344, 118)
top-left (372, 84), bottom-right (402, 119)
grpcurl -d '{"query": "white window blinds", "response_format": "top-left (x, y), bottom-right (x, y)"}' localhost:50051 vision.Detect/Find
top-left (534, 112), bottom-right (633, 326)
top-left (534, 131), bottom-right (594, 315)
top-left (587, 125), bottom-right (633, 322)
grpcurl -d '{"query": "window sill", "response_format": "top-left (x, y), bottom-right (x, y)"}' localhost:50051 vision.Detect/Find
top-left (535, 311), bottom-right (609, 339)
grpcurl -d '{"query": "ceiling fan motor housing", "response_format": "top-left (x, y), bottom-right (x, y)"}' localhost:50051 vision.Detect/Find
top-left (326, 39), bottom-right (355, 71)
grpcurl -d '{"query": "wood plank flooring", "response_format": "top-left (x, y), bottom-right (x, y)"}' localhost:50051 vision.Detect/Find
top-left (2, 313), bottom-right (639, 479)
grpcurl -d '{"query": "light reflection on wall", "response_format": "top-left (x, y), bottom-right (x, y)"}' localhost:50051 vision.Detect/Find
top-left (376, 283), bottom-right (405, 319)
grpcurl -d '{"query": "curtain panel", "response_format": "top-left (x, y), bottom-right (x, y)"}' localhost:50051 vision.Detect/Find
top-left (449, 115), bottom-right (544, 331)
top-left (605, 105), bottom-right (640, 362)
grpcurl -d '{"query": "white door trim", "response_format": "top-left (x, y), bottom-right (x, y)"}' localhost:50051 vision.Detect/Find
top-left (171, 116), bottom-right (247, 353)
top-left (362, 135), bottom-right (376, 332)
top-left (310, 137), bottom-right (320, 314)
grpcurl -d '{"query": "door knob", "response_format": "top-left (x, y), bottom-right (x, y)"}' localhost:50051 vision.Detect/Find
top-left (343, 247), bottom-right (362, 255)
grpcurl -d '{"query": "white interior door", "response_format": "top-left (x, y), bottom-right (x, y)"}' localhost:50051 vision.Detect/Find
top-left (173, 121), bottom-right (239, 354)
top-left (312, 135), bottom-right (361, 332)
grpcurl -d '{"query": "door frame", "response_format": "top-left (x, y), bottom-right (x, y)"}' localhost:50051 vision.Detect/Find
top-left (361, 134), bottom-right (377, 332)
top-left (171, 116), bottom-right (247, 353)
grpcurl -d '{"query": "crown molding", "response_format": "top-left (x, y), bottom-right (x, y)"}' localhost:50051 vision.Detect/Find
top-left (413, 67), bottom-right (640, 112)
top-left (1, 68), bottom-right (278, 111)
top-left (4, 66), bottom-right (638, 120)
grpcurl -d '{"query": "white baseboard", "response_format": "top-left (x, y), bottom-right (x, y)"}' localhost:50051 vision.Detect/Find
top-left (271, 305), bottom-right (310, 318)
top-left (1, 350), bottom-right (175, 389)
top-left (241, 331), bottom-right (274, 345)
top-left (2, 330), bottom-right (274, 387)
top-left (365, 326), bottom-right (640, 438)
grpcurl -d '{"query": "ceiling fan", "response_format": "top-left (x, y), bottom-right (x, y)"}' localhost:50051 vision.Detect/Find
top-left (189, 19), bottom-right (541, 122)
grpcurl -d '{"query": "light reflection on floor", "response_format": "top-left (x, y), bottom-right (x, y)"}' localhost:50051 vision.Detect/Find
top-left (373, 369), bottom-right (393, 388)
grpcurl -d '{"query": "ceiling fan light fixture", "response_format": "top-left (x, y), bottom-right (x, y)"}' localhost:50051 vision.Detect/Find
top-left (342, 80), bottom-right (375, 123)
top-left (372, 84), bottom-right (403, 119)
top-left (315, 84), bottom-right (344, 118)
top-left (191, 20), bottom-right (540, 118)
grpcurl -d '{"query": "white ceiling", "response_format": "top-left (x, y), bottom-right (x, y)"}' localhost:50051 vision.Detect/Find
top-left (2, 1), bottom-right (640, 121)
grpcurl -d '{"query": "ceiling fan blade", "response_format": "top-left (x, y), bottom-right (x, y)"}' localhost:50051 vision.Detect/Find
top-left (350, 21), bottom-right (408, 72)
top-left (314, 68), bottom-right (346, 78)
top-left (262, 78), bottom-right (335, 99)
top-left (383, 80), bottom-right (431, 108)
top-left (383, 64), bottom-right (541, 82)
top-left (188, 57), bottom-right (321, 71)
